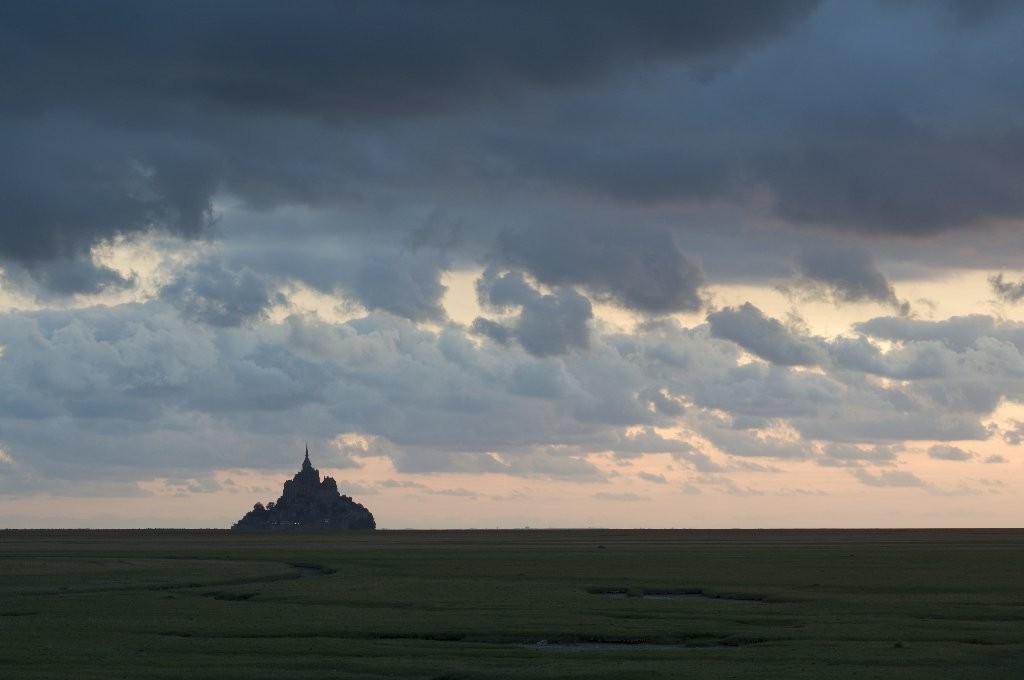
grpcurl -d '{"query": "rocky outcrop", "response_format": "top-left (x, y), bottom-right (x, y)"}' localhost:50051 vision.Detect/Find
top-left (232, 448), bottom-right (376, 530)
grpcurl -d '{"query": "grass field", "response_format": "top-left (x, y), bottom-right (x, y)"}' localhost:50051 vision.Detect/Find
top-left (1, 529), bottom-right (1023, 678)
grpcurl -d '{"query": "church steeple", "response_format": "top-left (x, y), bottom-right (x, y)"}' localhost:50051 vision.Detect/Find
top-left (289, 444), bottom-right (320, 490)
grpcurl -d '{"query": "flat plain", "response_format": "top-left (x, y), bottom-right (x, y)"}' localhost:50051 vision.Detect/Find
top-left (1, 529), bottom-right (1023, 679)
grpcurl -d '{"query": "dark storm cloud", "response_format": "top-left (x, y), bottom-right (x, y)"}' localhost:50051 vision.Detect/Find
top-left (4, 258), bottom-right (136, 298)
top-left (758, 126), bottom-right (1024, 236)
top-left (0, 0), bottom-right (816, 293)
top-left (496, 224), bottom-right (705, 314)
top-left (937, 0), bottom-right (1021, 25)
top-left (0, 117), bottom-right (217, 270)
top-left (457, 0), bottom-right (1024, 239)
top-left (707, 303), bottom-right (823, 366)
top-left (1, 1), bottom-right (819, 116)
top-left (4, 0), bottom-right (1024, 314)
top-left (795, 245), bottom-right (903, 309)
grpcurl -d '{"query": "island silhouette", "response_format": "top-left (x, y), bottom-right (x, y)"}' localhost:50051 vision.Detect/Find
top-left (232, 447), bottom-right (376, 530)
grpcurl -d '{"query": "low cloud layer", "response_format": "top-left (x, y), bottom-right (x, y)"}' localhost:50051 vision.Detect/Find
top-left (2, 297), bottom-right (1020, 496)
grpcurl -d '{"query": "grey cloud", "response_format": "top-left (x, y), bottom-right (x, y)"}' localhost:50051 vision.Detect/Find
top-left (820, 442), bottom-right (899, 465)
top-left (927, 444), bottom-right (975, 461)
top-left (7, 295), bottom-right (1014, 492)
top-left (473, 270), bottom-right (592, 357)
top-left (1003, 420), bottom-right (1024, 445)
top-left (496, 225), bottom-right (705, 315)
top-left (827, 337), bottom-right (951, 380)
top-left (375, 479), bottom-right (426, 490)
top-left (698, 416), bottom-right (815, 460)
top-left (637, 471), bottom-right (668, 484)
top-left (796, 404), bottom-right (991, 443)
top-left (0, 301), bottom-right (632, 485)
top-left (2, 1), bottom-right (818, 118)
top-left (459, 0), bottom-right (1024, 238)
top-left (690, 474), bottom-right (762, 496)
top-left (211, 240), bottom-right (450, 323)
top-left (0, 0), bottom-right (817, 284)
top-left (4, 258), bottom-right (136, 298)
top-left (514, 287), bottom-right (592, 357)
top-left (509, 359), bottom-right (573, 399)
top-left (426, 487), bottom-right (479, 499)
top-left (762, 127), bottom-right (1024, 237)
top-left (637, 387), bottom-right (686, 416)
top-left (5, 273), bottom-right (1024, 497)
top-left (592, 492), bottom-right (648, 502)
top-left (851, 468), bottom-right (926, 487)
top-left (687, 354), bottom-right (841, 420)
top-left (825, 329), bottom-right (1024, 422)
top-left (479, 269), bottom-right (537, 310)
top-left (6, 0), bottom-right (1024, 320)
top-left (601, 426), bottom-right (695, 458)
top-left (387, 449), bottom-right (509, 475)
top-left (853, 315), bottom-right (1022, 353)
top-left (795, 244), bottom-right (904, 309)
top-left (500, 448), bottom-right (606, 482)
top-left (989, 273), bottom-right (1024, 303)
top-left (0, 117), bottom-right (216, 270)
top-left (983, 454), bottom-right (1008, 464)
top-left (165, 476), bottom-right (223, 495)
top-left (470, 318), bottom-right (513, 346)
top-left (826, 336), bottom-right (889, 375)
top-left (160, 258), bottom-right (278, 327)
top-left (707, 302), bottom-right (823, 366)
top-left (672, 450), bottom-right (725, 473)
top-left (938, 0), bottom-right (1022, 25)
top-left (3, 0), bottom-right (1024, 320)
top-left (350, 251), bottom-right (448, 322)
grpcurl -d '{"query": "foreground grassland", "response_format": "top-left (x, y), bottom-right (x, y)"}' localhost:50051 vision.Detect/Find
top-left (1, 529), bottom-right (1023, 678)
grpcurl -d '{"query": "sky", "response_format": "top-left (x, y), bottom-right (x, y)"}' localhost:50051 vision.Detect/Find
top-left (3, 0), bottom-right (1024, 529)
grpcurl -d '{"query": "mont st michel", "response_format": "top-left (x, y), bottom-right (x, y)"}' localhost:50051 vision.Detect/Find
top-left (232, 447), bottom-right (375, 530)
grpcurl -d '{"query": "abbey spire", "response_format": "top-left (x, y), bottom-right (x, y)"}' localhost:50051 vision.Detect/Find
top-left (232, 446), bottom-right (376, 531)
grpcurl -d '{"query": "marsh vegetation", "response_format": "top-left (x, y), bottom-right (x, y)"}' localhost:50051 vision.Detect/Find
top-left (1, 529), bottom-right (1023, 678)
